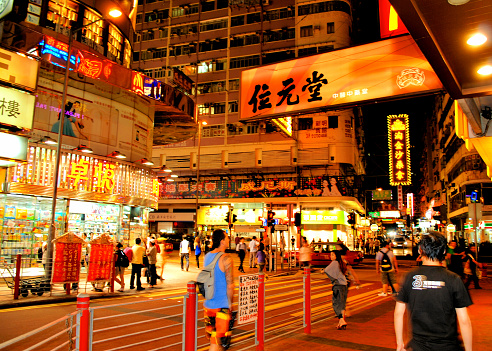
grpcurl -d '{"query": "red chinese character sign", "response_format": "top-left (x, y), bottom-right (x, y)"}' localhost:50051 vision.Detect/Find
top-left (87, 234), bottom-right (114, 282)
top-left (388, 114), bottom-right (411, 186)
top-left (51, 233), bottom-right (86, 284)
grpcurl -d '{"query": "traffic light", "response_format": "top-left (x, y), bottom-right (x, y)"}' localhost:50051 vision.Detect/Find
top-left (294, 212), bottom-right (301, 227)
top-left (267, 210), bottom-right (276, 226)
top-left (347, 213), bottom-right (355, 225)
top-left (406, 215), bottom-right (411, 228)
top-left (224, 212), bottom-right (230, 223)
top-left (232, 214), bottom-right (238, 223)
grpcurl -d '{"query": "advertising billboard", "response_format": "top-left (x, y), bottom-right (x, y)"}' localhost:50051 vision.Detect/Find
top-left (240, 36), bottom-right (442, 120)
top-left (0, 85), bottom-right (35, 129)
top-left (388, 114), bottom-right (411, 186)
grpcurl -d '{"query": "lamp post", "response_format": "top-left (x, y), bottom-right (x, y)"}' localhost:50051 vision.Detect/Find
top-left (194, 120), bottom-right (207, 235)
top-left (46, 9), bottom-right (122, 277)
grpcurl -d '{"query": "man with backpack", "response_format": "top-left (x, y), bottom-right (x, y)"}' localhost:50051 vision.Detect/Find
top-left (202, 229), bottom-right (235, 351)
top-left (376, 241), bottom-right (399, 296)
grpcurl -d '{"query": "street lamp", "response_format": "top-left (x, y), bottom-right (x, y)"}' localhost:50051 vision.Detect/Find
top-left (46, 9), bottom-right (123, 276)
top-left (194, 120), bottom-right (207, 235)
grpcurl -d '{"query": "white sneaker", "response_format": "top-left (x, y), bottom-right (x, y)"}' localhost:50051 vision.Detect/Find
top-left (377, 292), bottom-right (387, 297)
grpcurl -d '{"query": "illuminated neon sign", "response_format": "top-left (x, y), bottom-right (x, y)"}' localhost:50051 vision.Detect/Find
top-left (388, 114), bottom-right (411, 186)
top-left (272, 117), bottom-right (292, 137)
top-left (379, 0), bottom-right (408, 39)
top-left (67, 158), bottom-right (117, 193)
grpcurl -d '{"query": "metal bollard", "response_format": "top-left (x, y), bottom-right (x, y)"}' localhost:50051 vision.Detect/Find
top-left (184, 281), bottom-right (197, 351)
top-left (76, 293), bottom-right (90, 351)
top-left (303, 267), bottom-right (311, 334)
top-left (13, 254), bottom-right (21, 300)
top-left (256, 273), bottom-right (265, 351)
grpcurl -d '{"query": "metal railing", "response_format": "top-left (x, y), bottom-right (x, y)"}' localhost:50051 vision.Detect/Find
top-left (0, 311), bottom-right (80, 351)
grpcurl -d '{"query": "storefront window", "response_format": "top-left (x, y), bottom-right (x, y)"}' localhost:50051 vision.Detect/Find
top-left (0, 194), bottom-right (67, 267)
top-left (67, 200), bottom-right (120, 241)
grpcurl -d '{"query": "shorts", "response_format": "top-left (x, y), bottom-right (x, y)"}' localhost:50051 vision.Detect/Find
top-left (204, 307), bottom-right (232, 347)
top-left (381, 271), bottom-right (396, 285)
top-left (115, 266), bottom-right (125, 275)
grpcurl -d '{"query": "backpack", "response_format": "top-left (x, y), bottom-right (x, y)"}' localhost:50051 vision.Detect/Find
top-left (123, 247), bottom-right (133, 262)
top-left (380, 250), bottom-right (392, 272)
top-left (196, 252), bottom-right (224, 299)
top-left (116, 250), bottom-right (130, 268)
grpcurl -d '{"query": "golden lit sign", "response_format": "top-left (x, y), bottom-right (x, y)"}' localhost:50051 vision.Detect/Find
top-left (152, 179), bottom-right (160, 198)
top-left (388, 114), bottom-right (411, 186)
top-left (132, 72), bottom-right (144, 95)
top-left (67, 159), bottom-right (117, 193)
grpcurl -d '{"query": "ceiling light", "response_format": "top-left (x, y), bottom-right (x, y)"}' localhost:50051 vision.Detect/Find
top-left (467, 33), bottom-right (487, 46)
top-left (170, 174), bottom-right (178, 178)
top-left (478, 65), bottom-right (492, 76)
top-left (161, 165), bottom-right (172, 173)
top-left (137, 158), bottom-right (154, 166)
top-left (41, 136), bottom-right (57, 145)
top-left (166, 178), bottom-right (175, 182)
top-left (109, 9), bottom-right (123, 18)
top-left (108, 151), bottom-right (126, 159)
top-left (447, 0), bottom-right (470, 5)
top-left (74, 145), bottom-right (93, 153)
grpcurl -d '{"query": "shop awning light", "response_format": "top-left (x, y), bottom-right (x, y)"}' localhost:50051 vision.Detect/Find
top-left (108, 151), bottom-right (127, 159)
top-left (160, 165), bottom-right (172, 173)
top-left (137, 158), bottom-right (154, 166)
top-left (74, 144), bottom-right (93, 153)
top-left (41, 136), bottom-right (57, 145)
top-left (166, 178), bottom-right (175, 182)
top-left (170, 174), bottom-right (178, 178)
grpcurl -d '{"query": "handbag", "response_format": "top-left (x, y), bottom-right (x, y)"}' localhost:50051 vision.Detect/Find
top-left (476, 267), bottom-right (483, 280)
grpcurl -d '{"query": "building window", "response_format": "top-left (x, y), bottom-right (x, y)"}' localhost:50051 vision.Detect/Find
top-left (327, 22), bottom-right (335, 34)
top-left (201, 1), bottom-right (215, 12)
top-left (230, 55), bottom-right (260, 69)
top-left (298, 47), bottom-right (318, 57)
top-left (300, 26), bottom-right (313, 37)
top-left (211, 102), bottom-right (226, 114)
top-left (201, 19), bottom-right (228, 32)
top-left (231, 15), bottom-right (244, 27)
top-left (228, 101), bottom-right (239, 113)
top-left (298, 118), bottom-right (313, 130)
top-left (108, 25), bottom-right (123, 60)
top-left (202, 125), bottom-right (225, 137)
top-left (298, 1), bottom-right (351, 16)
top-left (46, 1), bottom-right (79, 34)
top-left (123, 39), bottom-right (131, 68)
top-left (246, 12), bottom-right (261, 24)
top-left (328, 115), bottom-right (338, 129)
top-left (142, 30), bottom-right (154, 41)
top-left (318, 45), bottom-right (334, 53)
top-left (81, 9), bottom-right (102, 45)
top-left (229, 79), bottom-right (240, 91)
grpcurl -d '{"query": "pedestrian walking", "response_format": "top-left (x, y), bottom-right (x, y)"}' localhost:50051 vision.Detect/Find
top-left (156, 234), bottom-right (166, 281)
top-left (203, 229), bottom-right (235, 350)
top-left (375, 241), bottom-right (399, 296)
top-left (324, 250), bottom-right (349, 330)
top-left (180, 235), bottom-right (190, 271)
top-left (195, 235), bottom-right (202, 268)
top-left (130, 238), bottom-right (145, 291)
top-left (236, 237), bottom-right (247, 273)
top-left (114, 242), bottom-right (128, 292)
top-left (249, 236), bottom-right (258, 268)
top-left (463, 244), bottom-right (482, 290)
top-left (394, 231), bottom-right (472, 351)
top-left (257, 243), bottom-right (266, 273)
top-left (146, 240), bottom-right (157, 287)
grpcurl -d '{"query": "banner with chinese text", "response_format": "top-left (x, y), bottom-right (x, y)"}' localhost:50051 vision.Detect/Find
top-left (52, 242), bottom-right (82, 284)
top-left (160, 176), bottom-right (355, 200)
top-left (87, 244), bottom-right (114, 282)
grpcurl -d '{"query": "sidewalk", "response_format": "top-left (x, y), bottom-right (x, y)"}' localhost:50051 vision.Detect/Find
top-left (0, 252), bottom-right (297, 309)
top-left (264, 278), bottom-right (492, 351)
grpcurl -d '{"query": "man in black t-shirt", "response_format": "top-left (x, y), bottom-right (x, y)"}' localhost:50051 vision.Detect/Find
top-left (394, 231), bottom-right (473, 351)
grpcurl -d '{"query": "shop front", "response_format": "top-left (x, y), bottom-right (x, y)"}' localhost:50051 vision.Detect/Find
top-left (197, 205), bottom-right (230, 238)
top-left (300, 210), bottom-right (350, 245)
top-left (0, 144), bottom-right (158, 266)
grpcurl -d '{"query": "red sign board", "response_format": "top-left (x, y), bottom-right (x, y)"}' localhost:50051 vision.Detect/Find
top-left (87, 244), bottom-right (114, 282)
top-left (379, 0), bottom-right (408, 38)
top-left (52, 242), bottom-right (82, 283)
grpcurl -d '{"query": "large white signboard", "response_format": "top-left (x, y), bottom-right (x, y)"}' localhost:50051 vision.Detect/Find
top-left (0, 47), bottom-right (39, 90)
top-left (238, 274), bottom-right (259, 325)
top-left (0, 85), bottom-right (35, 129)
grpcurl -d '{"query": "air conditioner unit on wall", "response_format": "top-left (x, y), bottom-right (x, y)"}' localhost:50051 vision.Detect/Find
top-left (314, 25), bottom-right (320, 30)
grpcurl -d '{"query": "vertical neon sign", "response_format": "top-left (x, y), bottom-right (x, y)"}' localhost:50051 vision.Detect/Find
top-left (388, 114), bottom-right (411, 186)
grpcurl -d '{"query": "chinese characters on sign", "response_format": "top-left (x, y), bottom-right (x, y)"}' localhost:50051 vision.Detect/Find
top-left (52, 242), bottom-right (82, 283)
top-left (238, 274), bottom-right (259, 325)
top-left (240, 36), bottom-right (442, 120)
top-left (67, 159), bottom-right (116, 193)
top-left (388, 114), bottom-right (411, 186)
top-left (87, 244), bottom-right (114, 282)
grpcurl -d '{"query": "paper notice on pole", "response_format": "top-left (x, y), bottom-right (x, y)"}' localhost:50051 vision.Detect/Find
top-left (238, 274), bottom-right (259, 325)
